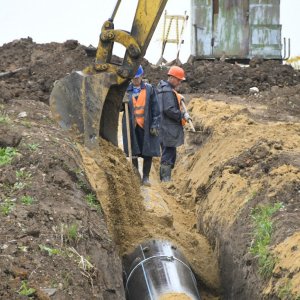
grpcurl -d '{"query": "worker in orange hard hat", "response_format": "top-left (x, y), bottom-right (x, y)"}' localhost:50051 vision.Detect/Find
top-left (156, 65), bottom-right (191, 182)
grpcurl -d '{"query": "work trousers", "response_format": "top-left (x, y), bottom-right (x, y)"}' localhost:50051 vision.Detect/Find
top-left (160, 144), bottom-right (177, 168)
top-left (132, 156), bottom-right (152, 177)
top-left (133, 125), bottom-right (152, 177)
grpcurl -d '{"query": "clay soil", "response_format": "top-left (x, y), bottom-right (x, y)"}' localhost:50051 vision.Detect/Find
top-left (1, 37), bottom-right (300, 300)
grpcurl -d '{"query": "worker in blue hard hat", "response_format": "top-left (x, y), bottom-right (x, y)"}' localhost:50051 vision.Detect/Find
top-left (122, 65), bottom-right (161, 186)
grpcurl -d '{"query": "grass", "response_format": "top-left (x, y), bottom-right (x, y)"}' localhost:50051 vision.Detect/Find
top-left (20, 195), bottom-right (34, 205)
top-left (18, 280), bottom-right (36, 296)
top-left (85, 193), bottom-right (101, 212)
top-left (66, 223), bottom-right (80, 242)
top-left (27, 143), bottom-right (40, 151)
top-left (0, 113), bottom-right (11, 124)
top-left (13, 181), bottom-right (27, 190)
top-left (0, 147), bottom-right (18, 166)
top-left (250, 202), bottom-right (283, 279)
top-left (20, 120), bottom-right (32, 128)
top-left (0, 199), bottom-right (15, 215)
top-left (278, 280), bottom-right (292, 299)
top-left (39, 244), bottom-right (62, 256)
top-left (16, 169), bottom-right (32, 180)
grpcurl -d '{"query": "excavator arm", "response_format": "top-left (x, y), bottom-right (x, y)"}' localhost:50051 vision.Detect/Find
top-left (50, 0), bottom-right (168, 148)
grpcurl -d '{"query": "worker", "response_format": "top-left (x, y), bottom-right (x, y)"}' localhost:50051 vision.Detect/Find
top-left (122, 65), bottom-right (160, 186)
top-left (157, 66), bottom-right (191, 182)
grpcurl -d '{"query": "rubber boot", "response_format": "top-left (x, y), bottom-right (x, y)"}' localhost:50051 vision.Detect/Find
top-left (132, 158), bottom-right (141, 181)
top-left (160, 164), bottom-right (172, 182)
top-left (142, 157), bottom-right (152, 187)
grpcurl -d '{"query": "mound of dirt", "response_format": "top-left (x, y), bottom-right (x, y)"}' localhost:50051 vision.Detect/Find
top-left (0, 100), bottom-right (124, 299)
top-left (142, 59), bottom-right (300, 94)
top-left (0, 37), bottom-right (93, 103)
top-left (1, 38), bottom-right (299, 119)
top-left (172, 97), bottom-right (300, 299)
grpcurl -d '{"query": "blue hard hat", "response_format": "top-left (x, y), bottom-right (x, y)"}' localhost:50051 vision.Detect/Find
top-left (134, 65), bottom-right (144, 78)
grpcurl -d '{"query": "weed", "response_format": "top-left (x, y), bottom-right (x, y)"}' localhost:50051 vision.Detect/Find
top-left (250, 202), bottom-right (283, 278)
top-left (21, 120), bottom-right (32, 128)
top-left (20, 195), bottom-right (34, 205)
top-left (246, 190), bottom-right (258, 202)
top-left (18, 280), bottom-right (36, 296)
top-left (13, 181), bottom-right (27, 190)
top-left (27, 143), bottom-right (40, 151)
top-left (278, 280), bottom-right (292, 299)
top-left (16, 169), bottom-right (32, 180)
top-left (85, 193), bottom-right (101, 212)
top-left (0, 112), bottom-right (10, 124)
top-left (66, 224), bottom-right (80, 242)
top-left (0, 199), bottom-right (15, 215)
top-left (39, 244), bottom-right (61, 256)
top-left (68, 247), bottom-right (94, 272)
top-left (61, 271), bottom-right (73, 288)
top-left (18, 246), bottom-right (29, 252)
top-left (0, 147), bottom-right (18, 166)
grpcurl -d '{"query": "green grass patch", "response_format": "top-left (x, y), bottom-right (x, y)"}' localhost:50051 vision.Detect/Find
top-left (65, 223), bottom-right (81, 243)
top-left (0, 113), bottom-right (11, 124)
top-left (278, 280), bottom-right (292, 299)
top-left (27, 143), bottom-right (40, 151)
top-left (13, 181), bottom-right (27, 190)
top-left (250, 202), bottom-right (283, 279)
top-left (20, 120), bottom-right (32, 128)
top-left (85, 193), bottom-right (101, 212)
top-left (18, 280), bottom-right (36, 296)
top-left (0, 199), bottom-right (15, 215)
top-left (0, 147), bottom-right (18, 166)
top-left (16, 169), bottom-right (32, 180)
top-left (39, 244), bottom-right (62, 256)
top-left (20, 195), bottom-right (34, 205)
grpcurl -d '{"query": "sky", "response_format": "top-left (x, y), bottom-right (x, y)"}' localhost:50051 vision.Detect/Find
top-left (0, 0), bottom-right (299, 64)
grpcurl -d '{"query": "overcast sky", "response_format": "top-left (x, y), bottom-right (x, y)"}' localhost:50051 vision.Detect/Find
top-left (0, 0), bottom-right (299, 63)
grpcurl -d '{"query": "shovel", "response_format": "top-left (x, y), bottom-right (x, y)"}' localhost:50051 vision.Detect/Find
top-left (123, 98), bottom-right (133, 166)
top-left (181, 100), bottom-right (196, 132)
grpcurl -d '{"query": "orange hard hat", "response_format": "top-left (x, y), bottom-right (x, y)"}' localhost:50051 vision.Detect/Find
top-left (167, 66), bottom-right (186, 81)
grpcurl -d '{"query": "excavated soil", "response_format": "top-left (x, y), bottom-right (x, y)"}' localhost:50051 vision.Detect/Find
top-left (0, 100), bottom-right (124, 299)
top-left (1, 38), bottom-right (300, 300)
top-left (79, 139), bottom-right (221, 297)
top-left (159, 293), bottom-right (193, 300)
top-left (172, 97), bottom-right (300, 299)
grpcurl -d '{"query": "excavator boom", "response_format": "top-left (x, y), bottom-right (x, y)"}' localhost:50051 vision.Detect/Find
top-left (50, 0), bottom-right (168, 148)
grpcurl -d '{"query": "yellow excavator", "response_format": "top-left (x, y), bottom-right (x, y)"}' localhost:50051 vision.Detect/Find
top-left (50, 0), bottom-right (168, 149)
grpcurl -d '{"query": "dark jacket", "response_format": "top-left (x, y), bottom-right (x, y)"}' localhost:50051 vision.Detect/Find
top-left (122, 81), bottom-right (160, 157)
top-left (157, 80), bottom-right (184, 147)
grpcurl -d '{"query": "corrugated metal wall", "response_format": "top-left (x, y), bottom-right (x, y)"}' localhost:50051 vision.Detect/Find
top-left (191, 0), bottom-right (282, 59)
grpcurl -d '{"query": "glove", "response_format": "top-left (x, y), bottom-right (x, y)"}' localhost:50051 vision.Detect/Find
top-left (183, 112), bottom-right (192, 121)
top-left (150, 127), bottom-right (159, 136)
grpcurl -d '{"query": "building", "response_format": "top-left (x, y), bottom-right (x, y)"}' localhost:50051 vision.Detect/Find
top-left (191, 0), bottom-right (282, 60)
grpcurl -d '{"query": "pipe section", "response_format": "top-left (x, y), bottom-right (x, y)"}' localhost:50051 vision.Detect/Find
top-left (123, 240), bottom-right (201, 300)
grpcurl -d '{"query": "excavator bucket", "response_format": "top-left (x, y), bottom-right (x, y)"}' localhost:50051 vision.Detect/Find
top-left (49, 0), bottom-right (167, 149)
top-left (50, 71), bottom-right (128, 148)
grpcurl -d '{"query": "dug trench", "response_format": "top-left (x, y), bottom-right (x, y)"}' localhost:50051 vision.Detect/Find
top-left (0, 98), bottom-right (220, 299)
top-left (1, 38), bottom-right (300, 299)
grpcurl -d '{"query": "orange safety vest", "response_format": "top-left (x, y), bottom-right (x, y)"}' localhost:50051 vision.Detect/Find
top-left (132, 89), bottom-right (146, 128)
top-left (173, 89), bottom-right (187, 126)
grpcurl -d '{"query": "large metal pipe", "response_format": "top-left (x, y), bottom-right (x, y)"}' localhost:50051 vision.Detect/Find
top-left (123, 240), bottom-right (201, 300)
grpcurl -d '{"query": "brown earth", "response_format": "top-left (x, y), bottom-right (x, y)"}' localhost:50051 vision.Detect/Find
top-left (0, 100), bottom-right (124, 299)
top-left (172, 97), bottom-right (300, 299)
top-left (159, 293), bottom-right (193, 300)
top-left (1, 37), bottom-right (300, 300)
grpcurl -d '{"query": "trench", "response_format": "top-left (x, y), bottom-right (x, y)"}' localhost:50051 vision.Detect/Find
top-left (77, 113), bottom-right (221, 299)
